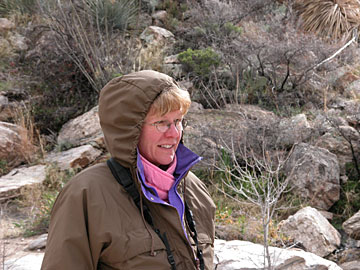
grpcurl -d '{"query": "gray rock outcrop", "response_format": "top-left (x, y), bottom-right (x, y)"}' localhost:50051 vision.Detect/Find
top-left (57, 106), bottom-right (103, 147)
top-left (214, 239), bottom-right (342, 270)
top-left (279, 206), bottom-right (341, 257)
top-left (0, 122), bottom-right (26, 166)
top-left (0, 165), bottom-right (46, 201)
top-left (343, 210), bottom-right (360, 240)
top-left (45, 145), bottom-right (103, 170)
top-left (284, 143), bottom-right (340, 210)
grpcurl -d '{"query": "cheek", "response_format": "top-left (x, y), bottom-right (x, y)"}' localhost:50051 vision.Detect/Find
top-left (138, 127), bottom-right (159, 153)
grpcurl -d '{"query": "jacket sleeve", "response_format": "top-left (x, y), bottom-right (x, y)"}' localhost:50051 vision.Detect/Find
top-left (41, 179), bottom-right (100, 270)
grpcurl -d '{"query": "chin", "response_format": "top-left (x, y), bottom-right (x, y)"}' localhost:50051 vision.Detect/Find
top-left (158, 156), bottom-right (175, 166)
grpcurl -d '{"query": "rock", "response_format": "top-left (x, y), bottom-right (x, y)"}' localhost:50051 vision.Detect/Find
top-left (0, 122), bottom-right (26, 167)
top-left (284, 143), bottom-right (340, 210)
top-left (334, 71), bottom-right (359, 93)
top-left (315, 132), bottom-right (356, 175)
top-left (8, 33), bottom-right (28, 51)
top-left (319, 210), bottom-right (334, 221)
top-left (140, 26), bottom-right (175, 44)
top-left (28, 234), bottom-right (48, 251)
top-left (184, 109), bottom-right (249, 168)
top-left (57, 106), bottom-right (103, 147)
top-left (327, 66), bottom-right (348, 86)
top-left (189, 101), bottom-right (204, 112)
top-left (152, 10), bottom-right (167, 22)
top-left (224, 104), bottom-right (279, 123)
top-left (0, 165), bottom-right (47, 201)
top-left (139, 26), bottom-right (175, 69)
top-left (346, 79), bottom-right (360, 98)
top-left (0, 94), bottom-right (13, 121)
top-left (0, 18), bottom-right (15, 33)
top-left (214, 239), bottom-right (342, 270)
top-left (343, 210), bottom-right (360, 240)
top-left (279, 206), bottom-right (341, 257)
top-left (340, 261), bottom-right (360, 270)
top-left (4, 253), bottom-right (44, 270)
top-left (25, 30), bottom-right (59, 60)
top-left (328, 98), bottom-right (360, 115)
top-left (45, 145), bottom-right (103, 170)
top-left (275, 113), bottom-right (313, 148)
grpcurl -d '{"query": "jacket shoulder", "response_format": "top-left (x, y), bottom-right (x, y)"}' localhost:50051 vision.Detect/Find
top-left (63, 162), bottom-right (118, 191)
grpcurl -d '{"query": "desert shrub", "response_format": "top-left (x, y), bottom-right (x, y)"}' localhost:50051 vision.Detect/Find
top-left (294, 0), bottom-right (360, 41)
top-left (330, 164), bottom-right (360, 229)
top-left (41, 0), bottom-right (140, 92)
top-left (25, 44), bottom-right (96, 134)
top-left (0, 0), bottom-right (39, 16)
top-left (182, 0), bottom-right (357, 113)
top-left (24, 0), bottom-right (141, 134)
top-left (160, 0), bottom-right (187, 19)
top-left (180, 0), bottom-right (273, 51)
top-left (178, 47), bottom-right (221, 77)
top-left (85, 0), bottom-right (139, 31)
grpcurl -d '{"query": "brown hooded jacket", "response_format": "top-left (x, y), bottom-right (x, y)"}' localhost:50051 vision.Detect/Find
top-left (41, 70), bottom-right (216, 270)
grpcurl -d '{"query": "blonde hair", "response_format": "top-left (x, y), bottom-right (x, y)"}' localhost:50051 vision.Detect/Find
top-left (149, 86), bottom-right (191, 116)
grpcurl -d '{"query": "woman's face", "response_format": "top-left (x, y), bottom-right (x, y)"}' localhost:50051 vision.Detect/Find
top-left (138, 109), bottom-right (183, 166)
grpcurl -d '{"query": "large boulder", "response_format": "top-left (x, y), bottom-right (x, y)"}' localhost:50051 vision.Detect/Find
top-left (340, 260), bottom-right (360, 270)
top-left (4, 253), bottom-right (44, 270)
top-left (184, 104), bottom-right (281, 168)
top-left (343, 210), bottom-right (360, 240)
top-left (139, 26), bottom-right (175, 69)
top-left (275, 114), bottom-right (313, 148)
top-left (183, 108), bottom-right (249, 168)
top-left (57, 106), bottom-right (103, 147)
top-left (284, 143), bottom-right (340, 210)
top-left (45, 145), bottom-right (103, 170)
top-left (279, 206), bottom-right (341, 257)
top-left (0, 122), bottom-right (28, 167)
top-left (0, 165), bottom-right (47, 201)
top-left (214, 239), bottom-right (342, 270)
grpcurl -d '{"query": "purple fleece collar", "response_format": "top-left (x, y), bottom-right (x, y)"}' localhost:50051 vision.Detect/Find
top-left (136, 144), bottom-right (202, 227)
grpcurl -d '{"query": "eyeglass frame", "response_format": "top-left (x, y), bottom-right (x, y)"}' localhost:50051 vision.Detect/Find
top-left (146, 118), bottom-right (188, 133)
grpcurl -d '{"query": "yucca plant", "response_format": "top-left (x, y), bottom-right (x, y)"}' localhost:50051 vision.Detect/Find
top-left (294, 0), bottom-right (360, 41)
top-left (85, 0), bottom-right (139, 31)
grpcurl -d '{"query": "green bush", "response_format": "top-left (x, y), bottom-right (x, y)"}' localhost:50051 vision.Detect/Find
top-left (85, 0), bottom-right (139, 31)
top-left (330, 162), bottom-right (360, 229)
top-left (178, 47), bottom-right (221, 77)
top-left (223, 22), bottom-right (243, 36)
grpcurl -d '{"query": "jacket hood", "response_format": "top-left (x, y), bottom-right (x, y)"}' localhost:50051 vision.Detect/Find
top-left (99, 70), bottom-right (181, 168)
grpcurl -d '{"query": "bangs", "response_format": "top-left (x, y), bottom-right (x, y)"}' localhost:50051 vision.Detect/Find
top-left (149, 86), bottom-right (191, 116)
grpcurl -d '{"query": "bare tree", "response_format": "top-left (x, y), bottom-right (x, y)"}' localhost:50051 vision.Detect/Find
top-left (215, 138), bottom-right (302, 269)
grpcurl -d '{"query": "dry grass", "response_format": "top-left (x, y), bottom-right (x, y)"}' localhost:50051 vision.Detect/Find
top-left (294, 0), bottom-right (360, 41)
top-left (42, 0), bottom-right (141, 92)
top-left (13, 106), bottom-right (44, 165)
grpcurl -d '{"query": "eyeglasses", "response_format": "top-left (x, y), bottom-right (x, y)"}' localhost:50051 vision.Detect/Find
top-left (148, 119), bottom-right (188, 133)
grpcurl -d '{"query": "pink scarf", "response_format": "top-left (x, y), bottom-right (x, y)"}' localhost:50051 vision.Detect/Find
top-left (139, 154), bottom-right (177, 202)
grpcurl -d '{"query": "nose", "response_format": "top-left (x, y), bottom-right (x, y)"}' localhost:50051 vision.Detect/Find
top-left (165, 122), bottom-right (181, 137)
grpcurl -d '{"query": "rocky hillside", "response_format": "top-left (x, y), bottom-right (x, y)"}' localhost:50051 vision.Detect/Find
top-left (1, 0), bottom-right (360, 269)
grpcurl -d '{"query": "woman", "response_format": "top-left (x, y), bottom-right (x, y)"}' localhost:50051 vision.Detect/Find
top-left (41, 70), bottom-right (215, 270)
